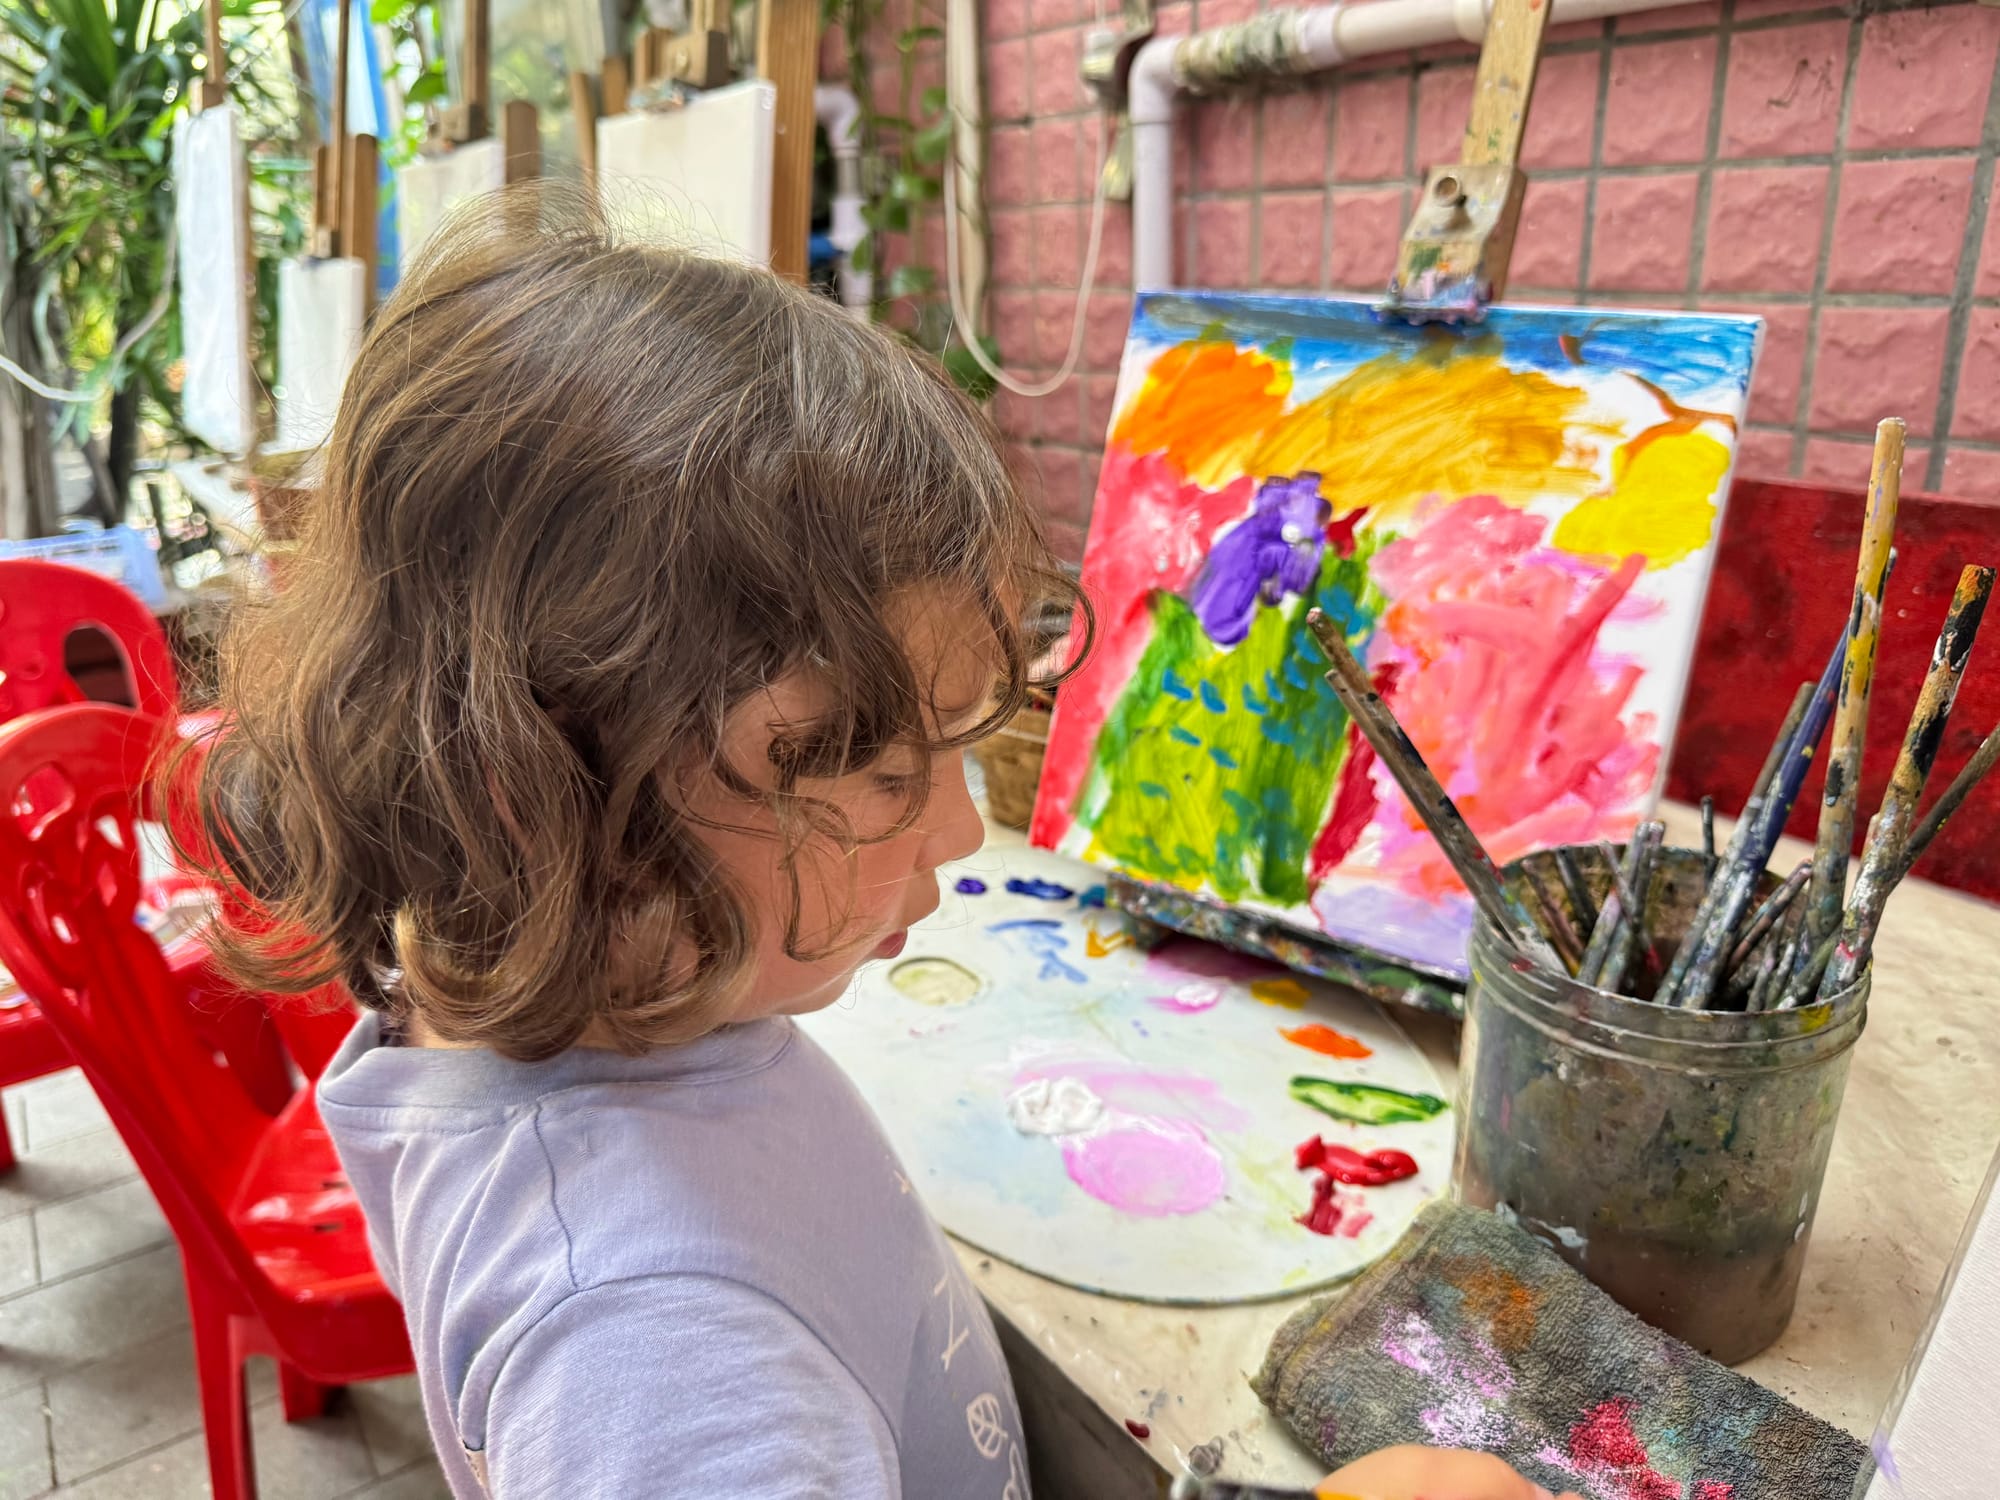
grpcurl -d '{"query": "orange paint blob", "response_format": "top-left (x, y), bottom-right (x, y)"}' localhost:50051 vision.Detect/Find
top-left (1280, 1023), bottom-right (1373, 1059)
top-left (1084, 926), bottom-right (1128, 958)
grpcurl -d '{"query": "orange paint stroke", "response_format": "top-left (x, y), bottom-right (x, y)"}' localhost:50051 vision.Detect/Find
top-left (1243, 349), bottom-right (1615, 522)
top-left (1280, 1023), bottom-right (1374, 1059)
top-left (1112, 339), bottom-right (1291, 487)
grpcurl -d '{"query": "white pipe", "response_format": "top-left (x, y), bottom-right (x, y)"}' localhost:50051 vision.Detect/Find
top-left (1131, 0), bottom-right (1696, 289)
top-left (814, 84), bottom-right (870, 310)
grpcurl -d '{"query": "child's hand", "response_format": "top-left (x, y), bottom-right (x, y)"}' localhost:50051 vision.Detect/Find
top-left (1318, 1445), bottom-right (1584, 1500)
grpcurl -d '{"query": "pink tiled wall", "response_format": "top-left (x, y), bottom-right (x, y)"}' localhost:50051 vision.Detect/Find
top-left (952, 0), bottom-right (2000, 558)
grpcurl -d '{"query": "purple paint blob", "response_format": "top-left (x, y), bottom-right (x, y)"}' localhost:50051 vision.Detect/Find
top-left (1186, 473), bottom-right (1329, 646)
top-left (954, 877), bottom-right (989, 895)
top-left (1060, 1120), bottom-right (1227, 1217)
top-left (1005, 876), bottom-right (1075, 901)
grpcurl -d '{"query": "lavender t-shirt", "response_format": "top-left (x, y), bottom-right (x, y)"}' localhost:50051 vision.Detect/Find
top-left (318, 1011), bottom-right (1028, 1498)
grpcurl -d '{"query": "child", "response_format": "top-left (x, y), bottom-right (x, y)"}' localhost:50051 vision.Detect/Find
top-left (189, 186), bottom-right (1570, 1500)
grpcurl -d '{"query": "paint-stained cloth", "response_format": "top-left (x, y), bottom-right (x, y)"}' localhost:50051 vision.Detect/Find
top-left (319, 1011), bottom-right (1027, 1498)
top-left (1254, 1201), bottom-right (1864, 1500)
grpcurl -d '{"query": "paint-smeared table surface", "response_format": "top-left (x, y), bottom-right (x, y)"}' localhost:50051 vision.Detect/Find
top-left (957, 801), bottom-right (2000, 1493)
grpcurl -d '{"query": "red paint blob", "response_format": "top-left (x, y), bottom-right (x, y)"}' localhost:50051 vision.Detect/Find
top-left (1125, 1420), bottom-right (1151, 1440)
top-left (1695, 1484), bottom-right (1734, 1500)
top-left (1308, 671), bottom-right (1390, 881)
top-left (1567, 1399), bottom-right (1683, 1500)
top-left (1280, 1023), bottom-right (1374, 1060)
top-left (1295, 1135), bottom-right (1419, 1186)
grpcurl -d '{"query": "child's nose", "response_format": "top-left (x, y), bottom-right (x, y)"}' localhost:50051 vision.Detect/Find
top-left (923, 755), bottom-right (987, 867)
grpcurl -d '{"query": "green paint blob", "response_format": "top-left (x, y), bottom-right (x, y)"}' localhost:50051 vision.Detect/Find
top-left (1073, 536), bottom-right (1386, 906)
top-left (1290, 1076), bottom-right (1449, 1126)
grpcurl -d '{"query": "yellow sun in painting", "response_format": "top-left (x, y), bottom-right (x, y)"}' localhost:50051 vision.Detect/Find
top-left (1551, 429), bottom-right (1732, 572)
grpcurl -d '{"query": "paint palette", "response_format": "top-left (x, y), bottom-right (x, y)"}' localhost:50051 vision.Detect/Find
top-left (1032, 292), bottom-right (1761, 981)
top-left (799, 846), bottom-right (1453, 1304)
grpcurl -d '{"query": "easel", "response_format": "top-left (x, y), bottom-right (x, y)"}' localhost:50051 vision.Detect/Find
top-left (309, 0), bottom-right (379, 312)
top-left (401, 0), bottom-right (540, 259)
top-left (572, 0), bottom-right (815, 281)
top-left (1382, 0), bottom-right (1549, 322)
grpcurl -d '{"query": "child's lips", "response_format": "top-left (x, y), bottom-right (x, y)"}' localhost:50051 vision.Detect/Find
top-left (873, 930), bottom-right (909, 959)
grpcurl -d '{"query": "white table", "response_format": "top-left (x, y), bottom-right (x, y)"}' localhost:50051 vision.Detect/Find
top-left (952, 802), bottom-right (2000, 1492)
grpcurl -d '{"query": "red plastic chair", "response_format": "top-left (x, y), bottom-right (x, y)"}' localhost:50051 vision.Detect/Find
top-left (0, 705), bottom-right (413, 1500)
top-left (0, 559), bottom-right (181, 1151)
top-left (0, 558), bottom-right (179, 721)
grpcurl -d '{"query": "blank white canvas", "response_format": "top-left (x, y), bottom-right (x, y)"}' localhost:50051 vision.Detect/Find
top-left (173, 106), bottom-right (254, 454)
top-left (595, 79), bottom-right (775, 262)
top-left (399, 139), bottom-right (508, 265)
top-left (276, 258), bottom-right (366, 449)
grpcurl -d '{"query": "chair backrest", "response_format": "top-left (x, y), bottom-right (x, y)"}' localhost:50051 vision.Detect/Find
top-left (0, 559), bottom-right (178, 724)
top-left (0, 704), bottom-right (275, 1300)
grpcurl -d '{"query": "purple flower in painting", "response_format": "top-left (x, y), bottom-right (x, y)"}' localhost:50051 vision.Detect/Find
top-left (1186, 474), bottom-right (1330, 646)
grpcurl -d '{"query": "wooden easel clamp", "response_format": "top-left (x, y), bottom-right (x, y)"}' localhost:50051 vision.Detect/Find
top-left (439, 0), bottom-right (492, 143)
top-left (1381, 0), bottom-right (1550, 323)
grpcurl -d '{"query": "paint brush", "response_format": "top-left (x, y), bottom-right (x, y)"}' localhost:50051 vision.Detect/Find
top-left (1654, 680), bottom-right (1815, 1006)
top-left (1700, 795), bottom-right (1716, 887)
top-left (1578, 838), bottom-right (1639, 987)
top-left (1523, 862), bottom-right (1584, 973)
top-left (1898, 718), bottom-right (2000, 880)
top-left (1724, 860), bottom-right (1812, 977)
top-left (1671, 631), bottom-right (1846, 1009)
top-left (1799, 421), bottom-right (1904, 982)
top-left (1554, 848), bottom-right (1599, 937)
top-left (1599, 821), bottom-right (1662, 996)
top-left (1819, 564), bottom-right (1994, 998)
top-left (1167, 1480), bottom-right (1350, 1500)
top-left (1304, 608), bottom-right (1564, 971)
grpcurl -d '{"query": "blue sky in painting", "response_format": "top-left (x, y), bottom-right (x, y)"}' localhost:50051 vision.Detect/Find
top-left (1131, 291), bottom-right (1761, 402)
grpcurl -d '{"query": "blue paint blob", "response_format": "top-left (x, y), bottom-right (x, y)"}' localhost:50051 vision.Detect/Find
top-left (1004, 877), bottom-right (1075, 901)
top-left (954, 878), bottom-right (988, 895)
top-left (1139, 781), bottom-right (1170, 800)
top-left (1161, 669), bottom-right (1195, 701)
top-left (1079, 885), bottom-right (1107, 909)
top-left (1240, 683), bottom-right (1268, 715)
top-left (1168, 726), bottom-right (1202, 747)
top-left (1198, 680), bottom-right (1227, 714)
top-left (1208, 747), bottom-right (1240, 770)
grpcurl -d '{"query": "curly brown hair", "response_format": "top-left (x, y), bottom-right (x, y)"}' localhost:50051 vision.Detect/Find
top-left (181, 183), bottom-right (1080, 1062)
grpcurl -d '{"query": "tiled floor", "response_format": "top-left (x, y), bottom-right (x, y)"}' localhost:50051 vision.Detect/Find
top-left (0, 1070), bottom-right (450, 1499)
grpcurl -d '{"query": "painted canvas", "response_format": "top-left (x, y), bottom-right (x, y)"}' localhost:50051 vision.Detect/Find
top-left (1032, 293), bottom-right (1761, 978)
top-left (799, 845), bottom-right (1454, 1304)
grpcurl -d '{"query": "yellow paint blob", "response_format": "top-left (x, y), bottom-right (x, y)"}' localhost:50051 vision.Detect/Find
top-left (1112, 339), bottom-right (1291, 486)
top-left (1551, 429), bottom-right (1731, 571)
top-left (1250, 977), bottom-right (1310, 1010)
top-left (1244, 350), bottom-right (1612, 521)
top-left (1084, 925), bottom-right (1129, 958)
top-left (887, 957), bottom-right (982, 1007)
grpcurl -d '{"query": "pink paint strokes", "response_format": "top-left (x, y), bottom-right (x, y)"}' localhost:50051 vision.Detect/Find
top-left (1150, 983), bottom-right (1222, 1014)
top-left (1062, 1119), bottom-right (1228, 1217)
top-left (1379, 1310), bottom-right (1514, 1449)
top-left (1142, 936), bottom-right (1274, 1013)
top-left (1363, 495), bottom-right (1657, 900)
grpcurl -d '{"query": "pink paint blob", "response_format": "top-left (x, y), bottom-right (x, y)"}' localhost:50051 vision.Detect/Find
top-left (1149, 982), bottom-right (1222, 1014)
top-left (1012, 1060), bottom-right (1253, 1131)
top-left (1060, 1119), bottom-right (1228, 1217)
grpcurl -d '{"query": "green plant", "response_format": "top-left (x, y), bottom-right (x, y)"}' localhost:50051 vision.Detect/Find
top-left (1, 0), bottom-right (304, 516)
top-left (821, 0), bottom-right (998, 399)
